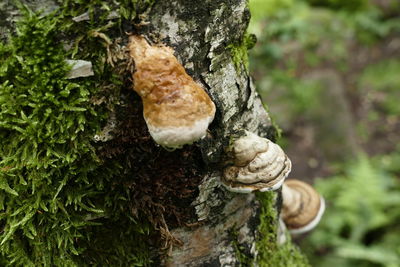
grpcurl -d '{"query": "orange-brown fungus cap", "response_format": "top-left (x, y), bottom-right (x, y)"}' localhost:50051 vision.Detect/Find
top-left (128, 35), bottom-right (216, 149)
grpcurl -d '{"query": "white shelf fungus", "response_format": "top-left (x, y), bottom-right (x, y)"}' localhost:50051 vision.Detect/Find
top-left (222, 131), bottom-right (292, 193)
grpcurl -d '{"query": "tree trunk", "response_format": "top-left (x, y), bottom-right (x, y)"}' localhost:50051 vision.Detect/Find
top-left (144, 1), bottom-right (275, 266)
top-left (0, 1), bottom-right (308, 266)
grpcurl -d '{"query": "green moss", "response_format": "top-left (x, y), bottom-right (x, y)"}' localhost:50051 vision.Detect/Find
top-left (56, 0), bottom-right (155, 21)
top-left (227, 33), bottom-right (257, 72)
top-left (118, 0), bottom-right (156, 20)
top-left (0, 5), bottom-right (153, 266)
top-left (230, 229), bottom-right (253, 266)
top-left (256, 192), bottom-right (310, 267)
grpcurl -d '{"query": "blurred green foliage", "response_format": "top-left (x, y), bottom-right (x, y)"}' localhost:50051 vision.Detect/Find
top-left (359, 59), bottom-right (400, 116)
top-left (306, 0), bottom-right (369, 11)
top-left (249, 0), bottom-right (400, 128)
top-left (306, 155), bottom-right (400, 267)
top-left (249, 0), bottom-right (294, 21)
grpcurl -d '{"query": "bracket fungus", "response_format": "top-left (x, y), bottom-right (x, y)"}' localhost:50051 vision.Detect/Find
top-left (281, 179), bottom-right (325, 234)
top-left (221, 131), bottom-right (292, 193)
top-left (128, 35), bottom-right (216, 149)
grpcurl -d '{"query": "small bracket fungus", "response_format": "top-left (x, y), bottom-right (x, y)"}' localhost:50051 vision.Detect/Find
top-left (281, 179), bottom-right (325, 234)
top-left (128, 35), bottom-right (216, 149)
top-left (221, 131), bottom-right (292, 193)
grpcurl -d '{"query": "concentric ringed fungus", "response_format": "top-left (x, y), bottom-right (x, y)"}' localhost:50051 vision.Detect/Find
top-left (221, 131), bottom-right (292, 193)
top-left (281, 179), bottom-right (325, 234)
top-left (128, 35), bottom-right (216, 149)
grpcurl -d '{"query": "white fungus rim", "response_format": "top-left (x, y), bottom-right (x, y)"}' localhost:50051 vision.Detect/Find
top-left (146, 115), bottom-right (214, 149)
top-left (220, 174), bottom-right (286, 193)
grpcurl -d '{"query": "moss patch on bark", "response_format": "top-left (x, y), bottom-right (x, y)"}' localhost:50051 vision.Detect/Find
top-left (256, 192), bottom-right (310, 267)
top-left (227, 33), bottom-right (257, 72)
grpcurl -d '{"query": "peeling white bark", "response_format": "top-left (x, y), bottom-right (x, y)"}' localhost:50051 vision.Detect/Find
top-left (65, 60), bottom-right (94, 79)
